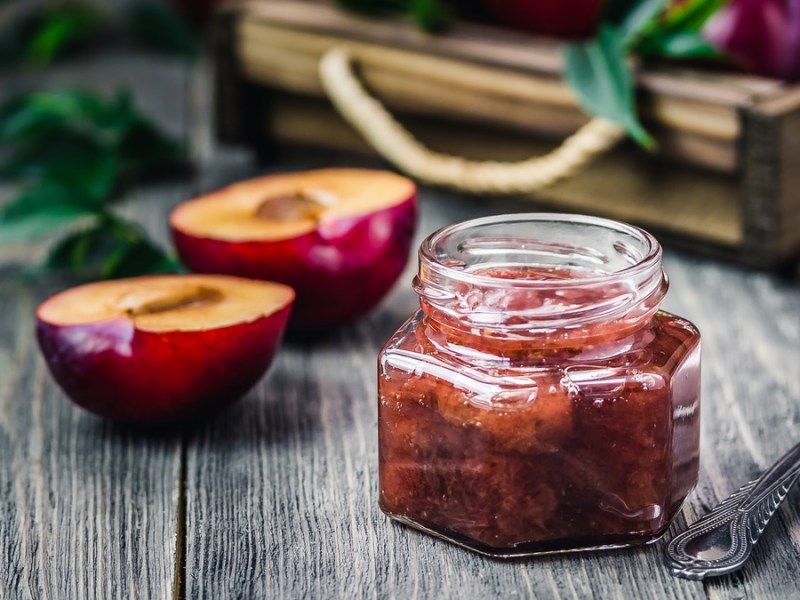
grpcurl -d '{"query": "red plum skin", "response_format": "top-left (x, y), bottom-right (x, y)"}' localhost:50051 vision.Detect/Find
top-left (485, 0), bottom-right (604, 37)
top-left (173, 197), bottom-right (417, 331)
top-left (36, 305), bottom-right (291, 423)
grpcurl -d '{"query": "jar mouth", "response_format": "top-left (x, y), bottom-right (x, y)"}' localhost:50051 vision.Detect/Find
top-left (420, 213), bottom-right (661, 289)
top-left (416, 214), bottom-right (666, 333)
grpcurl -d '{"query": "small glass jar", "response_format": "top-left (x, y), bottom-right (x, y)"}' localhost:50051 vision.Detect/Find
top-left (378, 214), bottom-right (701, 557)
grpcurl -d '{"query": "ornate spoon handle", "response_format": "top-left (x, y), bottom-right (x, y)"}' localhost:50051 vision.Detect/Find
top-left (666, 441), bottom-right (800, 580)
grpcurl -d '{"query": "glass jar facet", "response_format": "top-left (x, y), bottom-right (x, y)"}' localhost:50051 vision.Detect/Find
top-left (378, 214), bottom-right (701, 556)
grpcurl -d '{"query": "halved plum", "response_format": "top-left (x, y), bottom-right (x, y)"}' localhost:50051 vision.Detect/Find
top-left (36, 275), bottom-right (294, 423)
top-left (170, 169), bottom-right (417, 331)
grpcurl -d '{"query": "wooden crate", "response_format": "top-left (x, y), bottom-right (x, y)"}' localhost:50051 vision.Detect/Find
top-left (214, 0), bottom-right (800, 268)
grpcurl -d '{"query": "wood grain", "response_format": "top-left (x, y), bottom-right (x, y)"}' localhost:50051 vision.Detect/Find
top-left (250, 93), bottom-right (744, 247)
top-left (0, 53), bottom-right (188, 600)
top-left (235, 18), bottom-right (743, 165)
top-left (242, 0), bottom-right (783, 105)
top-left (664, 258), bottom-right (800, 600)
top-left (0, 289), bottom-right (182, 600)
top-left (2, 35), bottom-right (799, 600)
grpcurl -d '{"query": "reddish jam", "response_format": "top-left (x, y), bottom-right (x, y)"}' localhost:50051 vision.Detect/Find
top-left (378, 216), bottom-right (701, 556)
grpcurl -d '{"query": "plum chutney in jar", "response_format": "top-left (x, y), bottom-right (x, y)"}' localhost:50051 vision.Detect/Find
top-left (377, 214), bottom-right (701, 556)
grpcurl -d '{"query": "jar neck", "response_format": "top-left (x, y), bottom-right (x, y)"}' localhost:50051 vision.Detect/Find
top-left (414, 214), bottom-right (668, 358)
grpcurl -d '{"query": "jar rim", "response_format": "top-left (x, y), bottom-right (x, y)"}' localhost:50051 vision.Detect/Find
top-left (419, 213), bottom-right (662, 288)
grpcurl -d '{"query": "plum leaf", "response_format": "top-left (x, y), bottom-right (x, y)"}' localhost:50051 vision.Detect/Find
top-left (40, 214), bottom-right (183, 279)
top-left (124, 1), bottom-right (198, 59)
top-left (25, 4), bottom-right (105, 66)
top-left (0, 182), bottom-right (97, 243)
top-left (640, 30), bottom-right (722, 59)
top-left (0, 88), bottom-right (186, 280)
top-left (564, 26), bottom-right (654, 149)
top-left (613, 0), bottom-right (669, 44)
top-left (334, 0), bottom-right (451, 31)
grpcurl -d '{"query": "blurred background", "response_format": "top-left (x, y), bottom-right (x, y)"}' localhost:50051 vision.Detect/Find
top-left (1, 0), bottom-right (799, 281)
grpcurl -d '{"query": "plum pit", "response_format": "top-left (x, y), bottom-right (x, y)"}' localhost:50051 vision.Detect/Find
top-left (255, 190), bottom-right (331, 222)
top-left (125, 286), bottom-right (225, 317)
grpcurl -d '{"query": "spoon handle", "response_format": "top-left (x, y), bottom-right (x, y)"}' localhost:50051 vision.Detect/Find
top-left (665, 441), bottom-right (800, 580)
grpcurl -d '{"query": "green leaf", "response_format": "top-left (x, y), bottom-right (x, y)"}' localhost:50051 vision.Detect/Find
top-left (333, 0), bottom-right (451, 30)
top-left (102, 237), bottom-right (183, 278)
top-left (614, 0), bottom-right (669, 45)
top-left (0, 87), bottom-right (186, 283)
top-left (25, 4), bottom-right (104, 67)
top-left (0, 90), bottom-right (99, 141)
top-left (0, 2), bottom-right (105, 68)
top-left (0, 132), bottom-right (120, 201)
top-left (409, 0), bottom-right (451, 32)
top-left (0, 89), bottom-right (132, 145)
top-left (0, 182), bottom-right (97, 242)
top-left (603, 0), bottom-right (640, 24)
top-left (640, 30), bottom-right (722, 59)
top-left (659, 0), bottom-right (727, 33)
top-left (119, 116), bottom-right (184, 173)
top-left (124, 1), bottom-right (198, 59)
top-left (41, 214), bottom-right (182, 279)
top-left (564, 25), bottom-right (654, 149)
top-left (631, 0), bottom-right (726, 59)
top-left (0, 88), bottom-right (182, 193)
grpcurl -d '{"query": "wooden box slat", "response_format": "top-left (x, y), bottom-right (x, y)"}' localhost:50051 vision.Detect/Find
top-left (263, 92), bottom-right (742, 246)
top-left (214, 0), bottom-right (800, 268)
top-left (237, 18), bottom-right (744, 172)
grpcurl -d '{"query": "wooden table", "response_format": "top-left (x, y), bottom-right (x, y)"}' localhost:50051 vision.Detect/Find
top-left (2, 48), bottom-right (799, 600)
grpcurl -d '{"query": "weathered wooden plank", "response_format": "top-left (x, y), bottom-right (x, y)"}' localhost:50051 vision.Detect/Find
top-left (663, 257), bottom-right (800, 599)
top-left (0, 52), bottom-right (188, 599)
top-left (236, 19), bottom-right (742, 142)
top-left (253, 93), bottom-right (743, 249)
top-left (242, 0), bottom-right (784, 105)
top-left (0, 283), bottom-right (182, 600)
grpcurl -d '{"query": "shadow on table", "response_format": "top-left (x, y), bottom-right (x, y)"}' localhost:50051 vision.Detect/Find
top-left (175, 363), bottom-right (325, 451)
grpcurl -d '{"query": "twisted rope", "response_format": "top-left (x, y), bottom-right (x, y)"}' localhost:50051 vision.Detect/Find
top-left (319, 46), bottom-right (625, 194)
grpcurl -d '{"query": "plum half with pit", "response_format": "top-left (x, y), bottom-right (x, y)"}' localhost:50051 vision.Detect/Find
top-left (36, 275), bottom-right (294, 423)
top-left (170, 168), bottom-right (417, 332)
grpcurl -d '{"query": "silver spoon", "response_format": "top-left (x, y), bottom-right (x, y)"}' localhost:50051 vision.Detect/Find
top-left (665, 440), bottom-right (800, 580)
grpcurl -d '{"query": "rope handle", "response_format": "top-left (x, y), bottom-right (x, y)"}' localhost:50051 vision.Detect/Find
top-left (318, 46), bottom-right (626, 195)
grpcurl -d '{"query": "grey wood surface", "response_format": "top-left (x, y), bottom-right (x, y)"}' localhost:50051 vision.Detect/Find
top-left (0, 54), bottom-right (189, 600)
top-left (1, 46), bottom-right (799, 600)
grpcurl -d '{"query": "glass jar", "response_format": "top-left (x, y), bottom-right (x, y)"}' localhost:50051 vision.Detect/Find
top-left (378, 214), bottom-right (701, 557)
